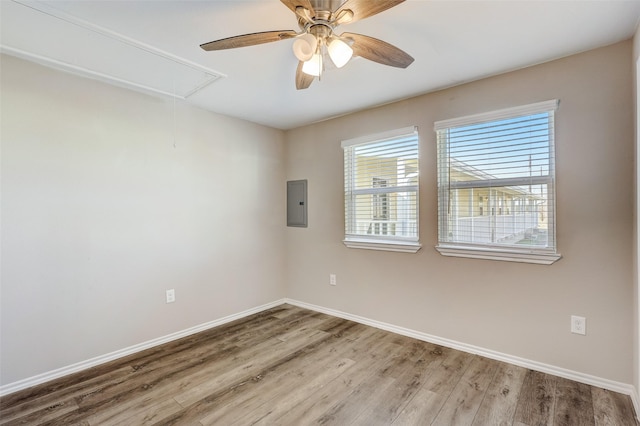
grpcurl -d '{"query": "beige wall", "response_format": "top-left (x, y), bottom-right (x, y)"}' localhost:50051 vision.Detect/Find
top-left (285, 41), bottom-right (634, 383)
top-left (0, 55), bottom-right (287, 385)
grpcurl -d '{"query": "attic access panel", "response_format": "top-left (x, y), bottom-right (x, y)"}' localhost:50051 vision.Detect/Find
top-left (1, 1), bottom-right (223, 99)
top-left (287, 180), bottom-right (307, 227)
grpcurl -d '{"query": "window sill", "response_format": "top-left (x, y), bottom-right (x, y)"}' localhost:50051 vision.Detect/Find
top-left (343, 238), bottom-right (422, 253)
top-left (435, 244), bottom-right (561, 265)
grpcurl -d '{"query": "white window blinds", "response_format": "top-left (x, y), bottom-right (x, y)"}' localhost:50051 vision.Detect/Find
top-left (435, 100), bottom-right (559, 263)
top-left (342, 127), bottom-right (420, 250)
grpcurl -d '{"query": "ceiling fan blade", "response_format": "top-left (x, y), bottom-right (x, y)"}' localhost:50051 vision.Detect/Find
top-left (333, 0), bottom-right (405, 24)
top-left (296, 61), bottom-right (314, 90)
top-left (200, 30), bottom-right (297, 51)
top-left (280, 0), bottom-right (316, 17)
top-left (341, 32), bottom-right (414, 68)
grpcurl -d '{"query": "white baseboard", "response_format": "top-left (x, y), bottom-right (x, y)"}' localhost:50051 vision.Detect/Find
top-left (632, 387), bottom-right (640, 424)
top-left (0, 299), bottom-right (286, 397)
top-left (3, 296), bottom-right (638, 421)
top-left (285, 298), bottom-right (637, 402)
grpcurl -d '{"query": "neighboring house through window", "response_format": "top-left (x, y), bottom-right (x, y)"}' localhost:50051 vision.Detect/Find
top-left (372, 177), bottom-right (389, 234)
top-left (434, 100), bottom-right (561, 264)
top-left (342, 126), bottom-right (421, 253)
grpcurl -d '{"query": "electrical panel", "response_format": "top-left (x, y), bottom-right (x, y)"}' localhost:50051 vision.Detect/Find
top-left (287, 180), bottom-right (307, 227)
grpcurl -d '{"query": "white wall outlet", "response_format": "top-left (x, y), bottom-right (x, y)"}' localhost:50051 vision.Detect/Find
top-left (166, 289), bottom-right (175, 304)
top-left (329, 274), bottom-right (337, 286)
top-left (571, 315), bottom-right (586, 335)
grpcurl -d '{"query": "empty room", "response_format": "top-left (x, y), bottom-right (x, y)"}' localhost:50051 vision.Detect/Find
top-left (1, 0), bottom-right (640, 424)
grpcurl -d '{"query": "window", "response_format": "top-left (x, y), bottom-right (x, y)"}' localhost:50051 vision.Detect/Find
top-left (342, 126), bottom-right (420, 253)
top-left (435, 100), bottom-right (561, 264)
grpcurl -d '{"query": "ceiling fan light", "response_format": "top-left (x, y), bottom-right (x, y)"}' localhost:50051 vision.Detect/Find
top-left (302, 53), bottom-right (323, 77)
top-left (328, 38), bottom-right (353, 68)
top-left (292, 33), bottom-right (317, 62)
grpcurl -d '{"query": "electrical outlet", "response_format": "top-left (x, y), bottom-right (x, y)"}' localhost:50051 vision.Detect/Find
top-left (571, 315), bottom-right (586, 335)
top-left (166, 289), bottom-right (175, 304)
top-left (329, 274), bottom-right (337, 286)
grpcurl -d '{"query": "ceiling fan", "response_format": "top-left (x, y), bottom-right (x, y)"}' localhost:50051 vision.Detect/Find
top-left (200, 0), bottom-right (414, 90)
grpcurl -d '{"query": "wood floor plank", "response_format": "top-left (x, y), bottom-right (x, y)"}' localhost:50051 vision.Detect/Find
top-left (471, 362), bottom-right (528, 426)
top-left (32, 312), bottom-right (324, 425)
top-left (60, 343), bottom-right (241, 425)
top-left (261, 331), bottom-right (407, 425)
top-left (0, 366), bottom-right (134, 424)
top-left (315, 375), bottom-right (398, 425)
top-left (431, 356), bottom-right (500, 426)
top-left (392, 350), bottom-right (475, 425)
top-left (392, 387), bottom-right (446, 426)
top-left (269, 304), bottom-right (304, 319)
top-left (173, 328), bottom-right (330, 407)
top-left (592, 386), bottom-right (638, 426)
top-left (0, 304), bottom-right (636, 426)
top-left (349, 343), bottom-right (449, 425)
top-left (309, 339), bottom-right (423, 425)
top-left (164, 322), bottom-right (370, 425)
top-left (553, 377), bottom-right (595, 426)
top-left (90, 397), bottom-right (183, 426)
top-left (378, 340), bottom-right (446, 379)
top-left (197, 323), bottom-right (378, 425)
top-left (159, 314), bottom-right (328, 405)
top-left (0, 397), bottom-right (79, 426)
top-left (196, 355), bottom-right (354, 425)
top-left (229, 357), bottom-right (363, 426)
top-left (512, 369), bottom-right (558, 426)
top-left (74, 339), bottom-right (237, 409)
top-left (146, 318), bottom-right (370, 425)
top-left (0, 305), bottom-right (299, 422)
top-left (84, 333), bottom-right (297, 425)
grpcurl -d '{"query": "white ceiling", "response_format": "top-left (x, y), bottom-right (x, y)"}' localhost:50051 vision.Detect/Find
top-left (2, 0), bottom-right (639, 130)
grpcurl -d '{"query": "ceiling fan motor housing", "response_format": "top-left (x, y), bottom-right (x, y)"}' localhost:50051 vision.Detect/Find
top-left (200, 0), bottom-right (413, 90)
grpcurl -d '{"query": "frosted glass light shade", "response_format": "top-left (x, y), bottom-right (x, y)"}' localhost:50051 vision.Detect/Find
top-left (302, 53), bottom-right (323, 76)
top-left (328, 38), bottom-right (353, 68)
top-left (292, 34), bottom-right (318, 62)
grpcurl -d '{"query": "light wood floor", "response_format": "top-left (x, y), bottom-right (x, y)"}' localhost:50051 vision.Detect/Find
top-left (0, 304), bottom-right (637, 425)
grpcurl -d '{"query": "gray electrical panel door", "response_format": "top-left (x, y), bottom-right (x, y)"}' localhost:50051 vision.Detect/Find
top-left (287, 180), bottom-right (307, 227)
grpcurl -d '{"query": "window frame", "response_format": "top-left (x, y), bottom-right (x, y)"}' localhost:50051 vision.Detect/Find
top-left (342, 126), bottom-right (421, 253)
top-left (434, 100), bottom-right (561, 264)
